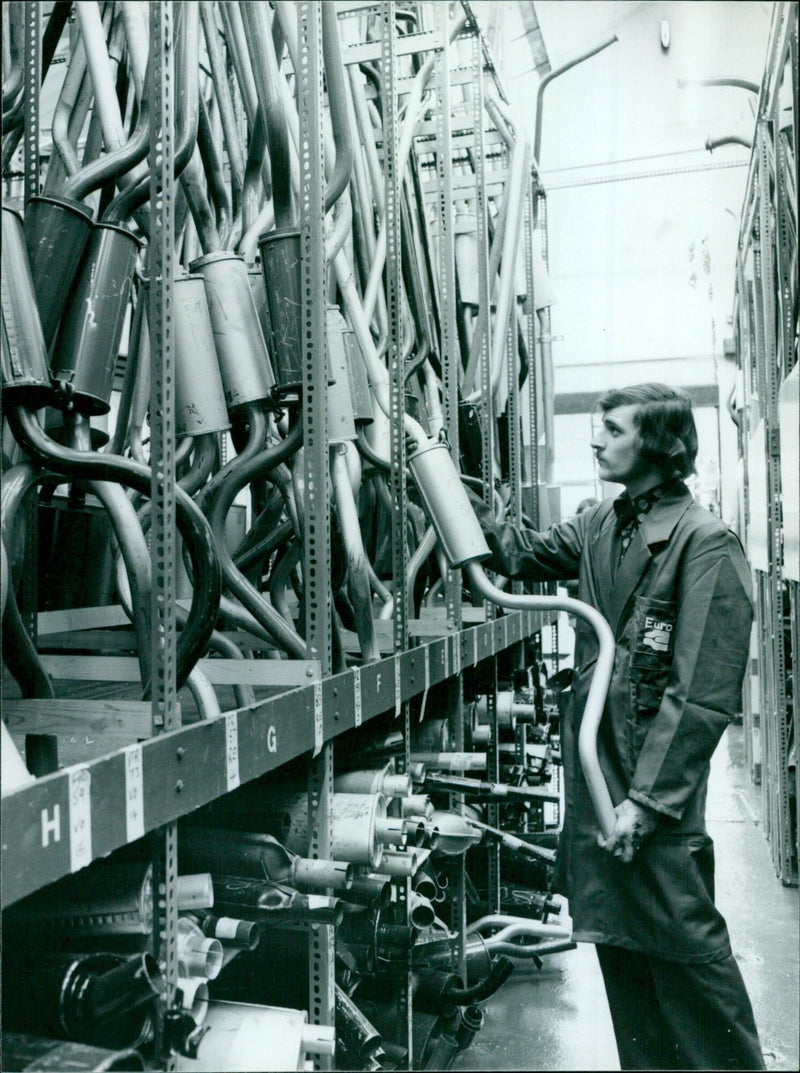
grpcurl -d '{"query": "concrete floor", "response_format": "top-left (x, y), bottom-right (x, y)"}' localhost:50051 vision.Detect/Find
top-left (453, 723), bottom-right (799, 1071)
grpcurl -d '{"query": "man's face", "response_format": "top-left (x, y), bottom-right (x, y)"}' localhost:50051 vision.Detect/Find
top-left (590, 404), bottom-right (652, 487)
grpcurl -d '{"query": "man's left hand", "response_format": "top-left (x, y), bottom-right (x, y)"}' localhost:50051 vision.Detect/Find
top-left (597, 798), bottom-right (659, 863)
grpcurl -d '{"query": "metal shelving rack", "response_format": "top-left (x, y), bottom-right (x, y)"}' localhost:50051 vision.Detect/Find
top-left (2, 2), bottom-right (556, 1067)
top-left (735, 0), bottom-right (798, 887)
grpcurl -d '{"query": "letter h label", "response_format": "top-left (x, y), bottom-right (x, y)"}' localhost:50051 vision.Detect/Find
top-left (41, 804), bottom-right (61, 847)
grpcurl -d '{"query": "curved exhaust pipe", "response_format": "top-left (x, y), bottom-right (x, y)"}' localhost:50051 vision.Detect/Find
top-left (240, 1), bottom-right (294, 228)
top-left (407, 439), bottom-right (616, 838)
top-left (8, 406), bottom-right (222, 694)
top-left (534, 34), bottom-right (619, 168)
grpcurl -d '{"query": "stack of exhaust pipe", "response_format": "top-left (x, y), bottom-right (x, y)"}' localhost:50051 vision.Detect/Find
top-left (1, 4), bottom-right (619, 1069)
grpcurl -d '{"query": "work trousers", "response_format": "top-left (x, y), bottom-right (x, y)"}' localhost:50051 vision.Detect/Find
top-left (595, 943), bottom-right (766, 1071)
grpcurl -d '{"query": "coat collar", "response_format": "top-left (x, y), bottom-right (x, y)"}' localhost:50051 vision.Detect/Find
top-left (597, 484), bottom-right (693, 635)
top-left (638, 484), bottom-right (693, 547)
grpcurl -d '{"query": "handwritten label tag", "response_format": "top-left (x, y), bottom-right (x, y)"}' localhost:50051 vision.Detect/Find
top-left (68, 767), bottom-right (92, 872)
top-left (313, 681), bottom-right (323, 756)
top-left (124, 745), bottom-right (144, 843)
top-left (353, 666), bottom-right (362, 728)
top-left (225, 712), bottom-right (240, 790)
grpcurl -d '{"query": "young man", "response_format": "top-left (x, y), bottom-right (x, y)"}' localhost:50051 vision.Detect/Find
top-left (470, 383), bottom-right (765, 1071)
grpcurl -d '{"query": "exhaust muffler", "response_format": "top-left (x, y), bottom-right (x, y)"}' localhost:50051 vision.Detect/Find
top-left (190, 252), bottom-right (274, 412)
top-left (1, 208), bottom-right (57, 409)
top-left (23, 196), bottom-right (94, 350)
top-left (50, 224), bottom-right (141, 416)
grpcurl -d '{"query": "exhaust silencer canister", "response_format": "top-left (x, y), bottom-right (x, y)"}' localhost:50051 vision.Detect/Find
top-left (190, 252), bottom-right (274, 411)
top-left (1, 208), bottom-right (55, 409)
top-left (326, 306), bottom-right (356, 443)
top-left (173, 275), bottom-right (231, 437)
top-left (344, 326), bottom-right (374, 425)
top-left (50, 223), bottom-right (140, 416)
top-left (258, 227), bottom-right (303, 397)
top-left (407, 440), bottom-right (490, 568)
top-left (23, 195), bottom-right (94, 349)
top-left (276, 790), bottom-right (388, 870)
top-left (248, 268), bottom-right (273, 358)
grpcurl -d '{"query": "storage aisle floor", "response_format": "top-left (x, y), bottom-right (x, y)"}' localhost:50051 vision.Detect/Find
top-left (452, 723), bottom-right (799, 1071)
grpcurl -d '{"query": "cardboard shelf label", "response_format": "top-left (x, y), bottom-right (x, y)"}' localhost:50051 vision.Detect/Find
top-left (225, 713), bottom-right (240, 791)
top-left (68, 767), bottom-right (92, 873)
top-left (313, 682), bottom-right (323, 756)
top-left (353, 666), bottom-right (362, 728)
top-left (124, 745), bottom-right (145, 843)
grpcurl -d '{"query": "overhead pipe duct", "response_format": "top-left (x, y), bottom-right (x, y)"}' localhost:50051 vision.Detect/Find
top-left (678, 76), bottom-right (760, 94)
top-left (531, 36), bottom-right (620, 476)
top-left (705, 134), bottom-right (753, 151)
top-left (533, 33), bottom-right (619, 169)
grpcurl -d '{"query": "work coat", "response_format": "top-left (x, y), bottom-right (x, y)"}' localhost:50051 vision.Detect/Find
top-left (473, 484), bottom-right (754, 962)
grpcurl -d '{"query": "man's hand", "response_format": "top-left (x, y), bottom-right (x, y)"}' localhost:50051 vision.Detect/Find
top-left (597, 798), bottom-right (659, 863)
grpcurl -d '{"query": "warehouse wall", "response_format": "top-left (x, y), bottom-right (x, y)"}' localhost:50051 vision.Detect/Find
top-left (480, 0), bottom-right (773, 519)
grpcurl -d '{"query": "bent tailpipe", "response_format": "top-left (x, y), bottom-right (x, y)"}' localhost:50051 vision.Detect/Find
top-left (407, 439), bottom-right (616, 838)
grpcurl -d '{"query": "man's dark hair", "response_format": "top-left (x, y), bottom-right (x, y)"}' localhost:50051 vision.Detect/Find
top-left (594, 383), bottom-right (698, 480)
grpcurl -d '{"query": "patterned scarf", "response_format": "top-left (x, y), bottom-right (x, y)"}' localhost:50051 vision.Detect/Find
top-left (613, 482), bottom-right (673, 564)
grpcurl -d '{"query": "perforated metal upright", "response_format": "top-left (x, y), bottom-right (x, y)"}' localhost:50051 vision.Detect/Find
top-left (148, 1), bottom-right (180, 1058)
top-left (753, 90), bottom-right (793, 888)
top-left (735, 1), bottom-right (798, 886)
top-left (469, 23), bottom-right (501, 914)
top-left (431, 0), bottom-right (467, 970)
top-left (298, 2), bottom-right (336, 1055)
top-left (381, 1), bottom-right (414, 1058)
top-left (524, 178), bottom-right (541, 528)
top-left (22, 1), bottom-right (40, 208)
top-left (18, 1), bottom-right (41, 645)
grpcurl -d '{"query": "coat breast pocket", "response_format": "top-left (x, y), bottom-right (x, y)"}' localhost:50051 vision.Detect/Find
top-left (629, 595), bottom-right (677, 714)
